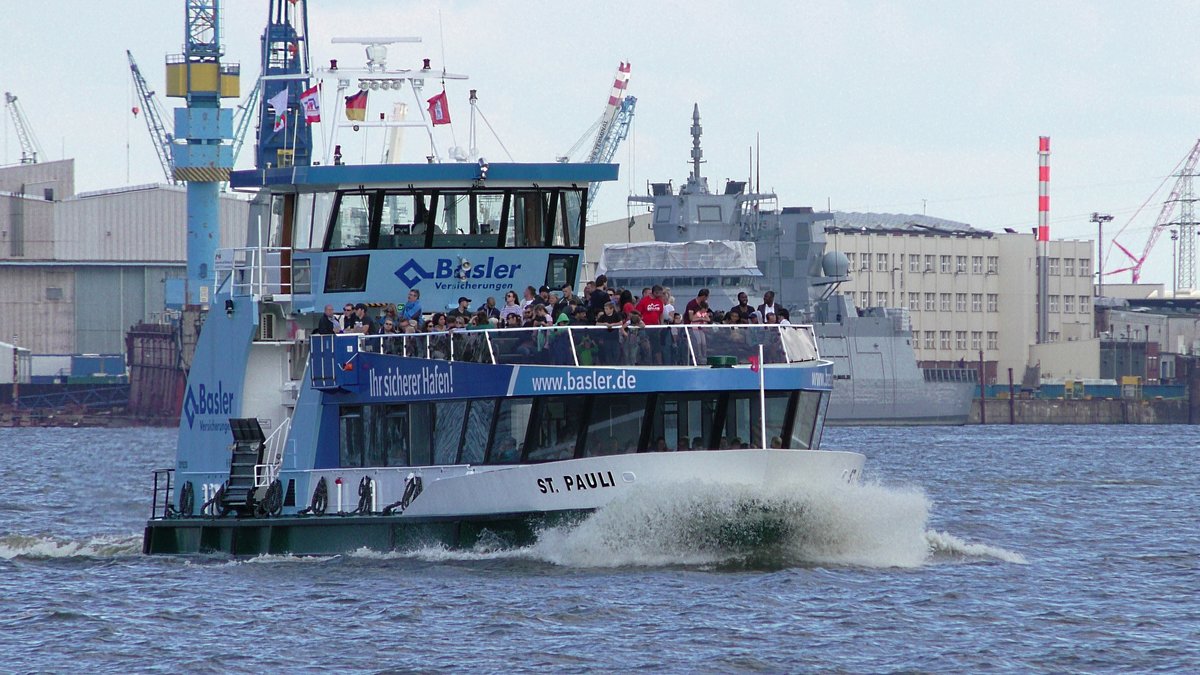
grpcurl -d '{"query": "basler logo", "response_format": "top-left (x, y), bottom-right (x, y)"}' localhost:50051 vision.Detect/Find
top-left (183, 381), bottom-right (235, 430)
top-left (394, 256), bottom-right (524, 291)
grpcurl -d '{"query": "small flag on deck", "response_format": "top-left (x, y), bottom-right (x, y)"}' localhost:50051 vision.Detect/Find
top-left (300, 84), bottom-right (321, 123)
top-left (267, 89), bottom-right (289, 133)
top-left (426, 89), bottom-right (451, 125)
top-left (344, 90), bottom-right (368, 121)
top-left (749, 354), bottom-right (761, 373)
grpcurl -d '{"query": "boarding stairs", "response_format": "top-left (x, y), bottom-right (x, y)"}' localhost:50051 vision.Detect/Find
top-left (220, 418), bottom-right (267, 516)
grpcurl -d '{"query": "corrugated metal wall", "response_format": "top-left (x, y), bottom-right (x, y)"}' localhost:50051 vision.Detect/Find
top-left (74, 266), bottom-right (185, 354)
top-left (54, 187), bottom-right (250, 261)
top-left (0, 267), bottom-right (76, 353)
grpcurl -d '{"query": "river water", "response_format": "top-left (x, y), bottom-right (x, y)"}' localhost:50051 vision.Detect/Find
top-left (0, 425), bottom-right (1195, 672)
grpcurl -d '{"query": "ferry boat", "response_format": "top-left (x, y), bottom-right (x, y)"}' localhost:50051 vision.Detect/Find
top-left (142, 49), bottom-right (865, 557)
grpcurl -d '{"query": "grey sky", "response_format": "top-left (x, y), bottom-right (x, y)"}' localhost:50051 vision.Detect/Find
top-left (2, 0), bottom-right (1197, 286)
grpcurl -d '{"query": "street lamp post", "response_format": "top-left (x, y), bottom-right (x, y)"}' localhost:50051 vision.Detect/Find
top-left (1091, 212), bottom-right (1113, 298)
top-left (1171, 229), bottom-right (1179, 298)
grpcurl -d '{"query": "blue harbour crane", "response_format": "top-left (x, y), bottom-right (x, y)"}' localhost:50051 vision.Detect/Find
top-left (257, 0), bottom-right (312, 169)
top-left (126, 50), bottom-right (177, 184)
top-left (165, 0), bottom-right (240, 308)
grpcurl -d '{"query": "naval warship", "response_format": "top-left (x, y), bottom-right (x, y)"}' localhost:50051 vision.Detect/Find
top-left (598, 105), bottom-right (975, 425)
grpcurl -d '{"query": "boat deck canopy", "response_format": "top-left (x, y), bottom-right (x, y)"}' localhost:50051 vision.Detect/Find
top-left (230, 162), bottom-right (620, 191)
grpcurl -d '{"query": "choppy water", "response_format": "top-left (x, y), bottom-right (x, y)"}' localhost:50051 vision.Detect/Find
top-left (0, 425), bottom-right (1196, 672)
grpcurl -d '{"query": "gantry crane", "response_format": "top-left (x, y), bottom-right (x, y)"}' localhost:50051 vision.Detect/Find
top-left (4, 92), bottom-right (44, 165)
top-left (127, 50), bottom-right (177, 183)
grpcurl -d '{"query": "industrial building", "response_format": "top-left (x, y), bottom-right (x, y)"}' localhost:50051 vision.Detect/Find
top-left (0, 160), bottom-right (250, 356)
top-left (823, 213), bottom-right (1095, 384)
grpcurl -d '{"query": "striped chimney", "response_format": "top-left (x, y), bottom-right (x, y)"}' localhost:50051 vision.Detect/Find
top-left (1037, 136), bottom-right (1050, 242)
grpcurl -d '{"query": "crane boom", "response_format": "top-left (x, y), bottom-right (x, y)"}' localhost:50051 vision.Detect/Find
top-left (588, 95), bottom-right (637, 206)
top-left (231, 77), bottom-right (261, 165)
top-left (126, 50), bottom-right (177, 183)
top-left (4, 92), bottom-right (44, 165)
top-left (1111, 139), bottom-right (1200, 283)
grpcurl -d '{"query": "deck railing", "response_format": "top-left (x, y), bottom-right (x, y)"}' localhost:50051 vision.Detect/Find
top-left (214, 247), bottom-right (305, 299)
top-left (323, 323), bottom-right (819, 370)
top-left (253, 416), bottom-right (292, 488)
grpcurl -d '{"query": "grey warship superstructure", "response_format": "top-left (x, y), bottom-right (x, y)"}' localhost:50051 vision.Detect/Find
top-left (601, 105), bottom-right (974, 425)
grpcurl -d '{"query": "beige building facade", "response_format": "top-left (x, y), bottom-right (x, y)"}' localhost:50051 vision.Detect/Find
top-left (825, 224), bottom-right (1095, 383)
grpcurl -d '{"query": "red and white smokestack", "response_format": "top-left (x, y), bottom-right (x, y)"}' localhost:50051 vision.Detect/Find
top-left (1038, 136), bottom-right (1050, 242)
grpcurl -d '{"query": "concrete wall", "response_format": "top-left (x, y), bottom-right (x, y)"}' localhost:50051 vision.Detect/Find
top-left (973, 397), bottom-right (1189, 424)
top-left (1029, 338), bottom-right (1100, 381)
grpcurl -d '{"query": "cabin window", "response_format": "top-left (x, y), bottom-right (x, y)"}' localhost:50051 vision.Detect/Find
top-left (379, 191), bottom-right (431, 249)
top-left (790, 391), bottom-right (825, 449)
top-left (460, 399), bottom-right (497, 464)
top-left (381, 406), bottom-right (409, 466)
top-left (408, 402), bottom-right (433, 466)
top-left (431, 192), bottom-right (504, 248)
top-left (328, 191), bottom-right (374, 250)
top-left (324, 254), bottom-right (370, 293)
top-left (433, 400), bottom-right (467, 465)
top-left (562, 189), bottom-right (585, 246)
top-left (527, 396), bottom-right (587, 461)
top-left (545, 254), bottom-right (578, 291)
top-left (583, 394), bottom-right (648, 456)
top-left (655, 206), bottom-right (673, 224)
top-left (339, 407), bottom-right (365, 467)
top-left (489, 398), bottom-right (533, 463)
top-left (697, 205), bottom-right (722, 222)
top-left (506, 191), bottom-right (547, 247)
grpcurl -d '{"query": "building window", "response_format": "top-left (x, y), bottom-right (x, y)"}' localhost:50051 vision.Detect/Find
top-left (925, 293), bottom-right (936, 311)
top-left (846, 253), bottom-right (856, 270)
top-left (876, 291), bottom-right (888, 307)
top-left (860, 254), bottom-right (869, 271)
top-left (972, 256), bottom-right (983, 274)
top-left (939, 331), bottom-right (951, 349)
top-left (987, 256), bottom-right (998, 274)
top-left (860, 291), bottom-right (870, 308)
top-left (971, 293), bottom-right (982, 312)
top-left (955, 293), bottom-right (967, 312)
top-left (956, 255), bottom-right (967, 273)
top-left (925, 254), bottom-right (935, 272)
top-left (1079, 258), bottom-right (1091, 277)
top-left (940, 255), bottom-right (951, 273)
top-left (1064, 258), bottom-right (1075, 276)
top-left (1064, 295), bottom-right (1075, 313)
top-left (1048, 258), bottom-right (1060, 275)
top-left (987, 331), bottom-right (998, 350)
top-left (955, 331), bottom-right (967, 350)
top-left (46, 287), bottom-right (64, 301)
top-left (924, 331), bottom-right (936, 349)
top-left (1080, 295), bottom-right (1092, 313)
top-left (908, 292), bottom-right (920, 311)
top-left (1049, 295), bottom-right (1059, 312)
top-left (987, 293), bottom-right (998, 312)
top-left (876, 253), bottom-right (888, 272)
top-left (909, 254), bottom-right (920, 272)
top-left (940, 293), bottom-right (951, 311)
top-left (971, 331), bottom-right (982, 350)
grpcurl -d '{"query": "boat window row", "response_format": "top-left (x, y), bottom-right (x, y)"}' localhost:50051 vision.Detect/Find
top-left (323, 187), bottom-right (587, 251)
top-left (335, 389), bottom-right (827, 469)
top-left (608, 276), bottom-right (752, 289)
top-left (340, 324), bottom-right (819, 367)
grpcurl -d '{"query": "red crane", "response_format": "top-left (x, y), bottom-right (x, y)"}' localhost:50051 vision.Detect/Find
top-left (1108, 139), bottom-right (1200, 283)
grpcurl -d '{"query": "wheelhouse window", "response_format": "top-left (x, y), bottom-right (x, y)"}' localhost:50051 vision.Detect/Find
top-left (328, 191), bottom-right (374, 250)
top-left (324, 254), bottom-right (370, 293)
top-left (324, 187), bottom-right (586, 251)
top-left (697, 205), bottom-right (722, 222)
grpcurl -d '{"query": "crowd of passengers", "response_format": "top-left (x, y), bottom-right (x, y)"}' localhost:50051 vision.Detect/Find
top-left (313, 275), bottom-right (794, 365)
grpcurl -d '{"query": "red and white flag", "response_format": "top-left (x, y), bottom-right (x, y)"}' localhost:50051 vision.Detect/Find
top-left (426, 89), bottom-right (451, 126)
top-left (749, 354), bottom-right (761, 373)
top-left (300, 84), bottom-right (321, 123)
